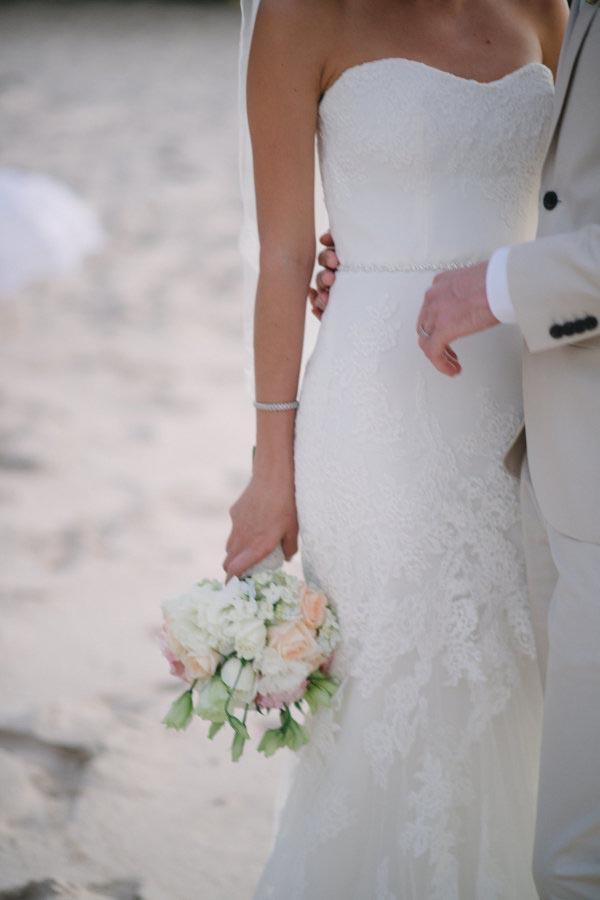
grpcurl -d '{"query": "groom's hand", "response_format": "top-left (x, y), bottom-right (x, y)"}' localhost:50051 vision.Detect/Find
top-left (416, 261), bottom-right (500, 377)
top-left (308, 231), bottom-right (338, 319)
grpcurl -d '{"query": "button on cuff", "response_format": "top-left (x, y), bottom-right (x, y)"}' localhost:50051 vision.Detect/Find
top-left (543, 190), bottom-right (559, 211)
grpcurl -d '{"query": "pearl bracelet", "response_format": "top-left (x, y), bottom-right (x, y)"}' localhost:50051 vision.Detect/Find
top-left (253, 400), bottom-right (299, 411)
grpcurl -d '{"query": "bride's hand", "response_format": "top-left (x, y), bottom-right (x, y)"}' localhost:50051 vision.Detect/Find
top-left (222, 470), bottom-right (299, 581)
top-left (308, 231), bottom-right (339, 319)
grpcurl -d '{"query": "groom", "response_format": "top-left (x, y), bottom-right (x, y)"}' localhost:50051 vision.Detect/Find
top-left (310, 3), bottom-right (600, 897)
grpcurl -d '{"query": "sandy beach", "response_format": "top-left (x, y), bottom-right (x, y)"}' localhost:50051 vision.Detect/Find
top-left (0, 3), bottom-right (310, 897)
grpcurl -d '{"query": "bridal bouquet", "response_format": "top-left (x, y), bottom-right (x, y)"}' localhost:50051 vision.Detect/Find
top-left (159, 552), bottom-right (340, 761)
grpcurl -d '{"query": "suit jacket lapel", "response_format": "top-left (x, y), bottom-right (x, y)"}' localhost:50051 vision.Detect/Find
top-left (549, 0), bottom-right (598, 141)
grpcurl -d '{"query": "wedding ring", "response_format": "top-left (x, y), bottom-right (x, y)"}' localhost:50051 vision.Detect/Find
top-left (418, 324), bottom-right (432, 338)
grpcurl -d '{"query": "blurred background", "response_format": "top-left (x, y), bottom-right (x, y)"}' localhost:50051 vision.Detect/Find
top-left (0, 2), bottom-right (306, 897)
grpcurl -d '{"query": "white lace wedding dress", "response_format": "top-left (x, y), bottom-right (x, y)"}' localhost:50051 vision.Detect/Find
top-left (253, 59), bottom-right (555, 900)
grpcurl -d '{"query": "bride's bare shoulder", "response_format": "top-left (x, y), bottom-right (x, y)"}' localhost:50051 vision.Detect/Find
top-left (254, 0), bottom-right (339, 34)
top-left (251, 0), bottom-right (342, 90)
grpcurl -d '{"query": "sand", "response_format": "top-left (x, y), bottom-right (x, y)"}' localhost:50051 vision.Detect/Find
top-left (0, 3), bottom-right (311, 897)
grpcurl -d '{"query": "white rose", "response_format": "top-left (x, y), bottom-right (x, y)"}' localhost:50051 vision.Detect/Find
top-left (256, 647), bottom-right (311, 696)
top-left (257, 664), bottom-right (312, 698)
top-left (221, 657), bottom-right (257, 703)
top-left (257, 645), bottom-right (288, 677)
top-left (234, 618), bottom-right (267, 661)
top-left (161, 591), bottom-right (198, 621)
top-left (162, 593), bottom-right (216, 658)
top-left (220, 576), bottom-right (244, 602)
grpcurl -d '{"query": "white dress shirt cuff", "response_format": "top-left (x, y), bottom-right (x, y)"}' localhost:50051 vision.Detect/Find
top-left (486, 246), bottom-right (517, 324)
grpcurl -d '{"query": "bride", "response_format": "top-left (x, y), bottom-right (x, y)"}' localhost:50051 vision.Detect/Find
top-left (224, 1), bottom-right (567, 896)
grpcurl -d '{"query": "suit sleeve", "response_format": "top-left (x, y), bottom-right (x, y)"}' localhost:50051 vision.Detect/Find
top-left (506, 223), bottom-right (600, 353)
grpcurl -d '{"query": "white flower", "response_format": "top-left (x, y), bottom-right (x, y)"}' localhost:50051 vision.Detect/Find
top-left (161, 592), bottom-right (214, 658)
top-left (252, 569), bottom-right (275, 588)
top-left (317, 607), bottom-right (340, 656)
top-left (219, 575), bottom-right (245, 602)
top-left (234, 618), bottom-right (267, 661)
top-left (255, 646), bottom-right (311, 697)
top-left (221, 657), bottom-right (257, 703)
top-left (273, 597), bottom-right (301, 622)
top-left (316, 607), bottom-right (340, 656)
top-left (260, 582), bottom-right (285, 606)
top-left (255, 596), bottom-right (276, 621)
top-left (193, 581), bottom-right (257, 655)
top-left (242, 579), bottom-right (257, 601)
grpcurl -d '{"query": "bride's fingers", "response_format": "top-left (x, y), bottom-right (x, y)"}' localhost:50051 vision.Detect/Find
top-left (317, 248), bottom-right (339, 270)
top-left (224, 549), bottom-right (253, 579)
top-left (316, 269), bottom-right (334, 292)
top-left (439, 346), bottom-right (462, 376)
top-left (223, 545), bottom-right (249, 578)
top-left (314, 289), bottom-right (329, 310)
top-left (308, 289), bottom-right (324, 318)
top-left (420, 334), bottom-right (462, 376)
top-left (319, 230), bottom-right (335, 248)
top-left (226, 542), bottom-right (274, 579)
top-left (281, 532), bottom-right (298, 561)
top-left (223, 527), bottom-right (245, 565)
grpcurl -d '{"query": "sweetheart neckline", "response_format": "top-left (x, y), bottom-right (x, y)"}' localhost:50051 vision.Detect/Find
top-left (318, 58), bottom-right (554, 109)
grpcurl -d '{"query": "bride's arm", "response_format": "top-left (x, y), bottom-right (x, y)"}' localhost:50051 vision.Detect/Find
top-left (223, 0), bottom-right (324, 579)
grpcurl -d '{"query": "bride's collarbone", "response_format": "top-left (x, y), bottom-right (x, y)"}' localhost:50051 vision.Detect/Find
top-left (318, 4), bottom-right (543, 95)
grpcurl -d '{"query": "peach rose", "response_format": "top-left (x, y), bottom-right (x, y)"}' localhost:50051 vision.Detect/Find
top-left (182, 648), bottom-right (220, 681)
top-left (160, 623), bottom-right (219, 682)
top-left (300, 586), bottom-right (327, 630)
top-left (268, 621), bottom-right (320, 663)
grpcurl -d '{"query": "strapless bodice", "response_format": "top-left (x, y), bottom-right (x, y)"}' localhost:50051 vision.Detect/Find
top-left (317, 59), bottom-right (555, 270)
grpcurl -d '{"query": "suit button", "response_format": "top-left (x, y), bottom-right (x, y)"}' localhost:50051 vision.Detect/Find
top-left (563, 321), bottom-right (575, 336)
top-left (543, 190), bottom-right (559, 210)
top-left (574, 319), bottom-right (587, 333)
top-left (585, 315), bottom-right (599, 331)
top-left (549, 323), bottom-right (564, 339)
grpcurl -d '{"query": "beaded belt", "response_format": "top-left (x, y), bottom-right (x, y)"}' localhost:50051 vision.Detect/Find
top-left (336, 257), bottom-right (485, 273)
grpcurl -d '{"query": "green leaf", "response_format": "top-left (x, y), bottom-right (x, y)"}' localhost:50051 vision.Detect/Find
top-left (195, 676), bottom-right (230, 723)
top-left (162, 689), bottom-right (194, 730)
top-left (257, 727), bottom-right (285, 758)
top-left (308, 671), bottom-right (339, 697)
top-left (231, 730), bottom-right (247, 762)
top-left (320, 677), bottom-right (339, 697)
top-left (207, 721), bottom-right (224, 740)
top-left (304, 683), bottom-right (332, 715)
top-left (227, 713), bottom-right (250, 741)
top-left (285, 717), bottom-right (310, 751)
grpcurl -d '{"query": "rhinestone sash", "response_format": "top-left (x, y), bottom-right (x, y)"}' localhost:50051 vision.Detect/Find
top-left (336, 257), bottom-right (486, 273)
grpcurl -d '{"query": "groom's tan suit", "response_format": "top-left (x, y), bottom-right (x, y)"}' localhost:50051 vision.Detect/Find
top-left (502, 3), bottom-right (600, 897)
